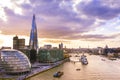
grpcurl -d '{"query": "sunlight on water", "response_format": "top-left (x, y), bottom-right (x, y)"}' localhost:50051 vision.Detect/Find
top-left (27, 53), bottom-right (120, 80)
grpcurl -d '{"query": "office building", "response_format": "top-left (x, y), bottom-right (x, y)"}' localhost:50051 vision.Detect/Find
top-left (59, 43), bottom-right (63, 49)
top-left (13, 35), bottom-right (25, 50)
top-left (44, 44), bottom-right (52, 49)
top-left (38, 49), bottom-right (64, 63)
top-left (29, 14), bottom-right (38, 51)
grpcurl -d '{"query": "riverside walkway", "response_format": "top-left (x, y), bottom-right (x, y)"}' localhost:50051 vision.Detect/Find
top-left (0, 59), bottom-right (68, 80)
top-left (19, 60), bottom-right (65, 80)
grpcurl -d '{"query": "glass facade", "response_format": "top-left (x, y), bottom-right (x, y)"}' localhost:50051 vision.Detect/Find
top-left (38, 49), bottom-right (64, 63)
top-left (0, 49), bottom-right (31, 74)
top-left (29, 14), bottom-right (38, 51)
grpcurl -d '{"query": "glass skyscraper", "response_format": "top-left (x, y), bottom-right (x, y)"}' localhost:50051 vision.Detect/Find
top-left (29, 14), bottom-right (38, 51)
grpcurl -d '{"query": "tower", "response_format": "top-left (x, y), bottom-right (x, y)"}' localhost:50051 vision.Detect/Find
top-left (13, 35), bottom-right (25, 50)
top-left (59, 43), bottom-right (63, 49)
top-left (13, 35), bottom-right (19, 49)
top-left (29, 14), bottom-right (38, 51)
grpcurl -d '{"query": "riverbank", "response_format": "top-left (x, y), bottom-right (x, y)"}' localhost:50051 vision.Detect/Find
top-left (24, 58), bottom-right (68, 80)
top-left (0, 58), bottom-right (69, 80)
top-left (27, 54), bottom-right (120, 80)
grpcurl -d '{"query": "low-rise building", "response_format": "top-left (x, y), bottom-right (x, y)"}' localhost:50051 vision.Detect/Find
top-left (44, 45), bottom-right (52, 49)
top-left (38, 49), bottom-right (64, 63)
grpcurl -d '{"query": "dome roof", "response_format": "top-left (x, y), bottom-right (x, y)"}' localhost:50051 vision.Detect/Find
top-left (0, 49), bottom-right (31, 74)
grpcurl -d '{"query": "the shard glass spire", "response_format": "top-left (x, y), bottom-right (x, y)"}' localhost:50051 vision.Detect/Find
top-left (29, 14), bottom-right (38, 51)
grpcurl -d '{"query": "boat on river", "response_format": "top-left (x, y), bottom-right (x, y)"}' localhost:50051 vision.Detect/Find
top-left (75, 55), bottom-right (80, 57)
top-left (53, 71), bottom-right (64, 77)
top-left (80, 54), bottom-right (88, 65)
top-left (76, 68), bottom-right (81, 71)
top-left (101, 59), bottom-right (106, 61)
top-left (109, 57), bottom-right (117, 60)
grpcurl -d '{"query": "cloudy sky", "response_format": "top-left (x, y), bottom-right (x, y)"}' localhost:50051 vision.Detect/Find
top-left (0, 0), bottom-right (120, 48)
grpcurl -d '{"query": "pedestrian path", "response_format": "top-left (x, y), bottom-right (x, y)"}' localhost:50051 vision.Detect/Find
top-left (18, 60), bottom-right (64, 80)
top-left (0, 59), bottom-right (68, 80)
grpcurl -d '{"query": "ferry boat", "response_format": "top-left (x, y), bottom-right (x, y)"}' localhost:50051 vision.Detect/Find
top-left (53, 71), bottom-right (64, 77)
top-left (80, 54), bottom-right (88, 65)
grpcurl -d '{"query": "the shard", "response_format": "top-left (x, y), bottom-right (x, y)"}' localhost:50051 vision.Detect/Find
top-left (29, 14), bottom-right (38, 51)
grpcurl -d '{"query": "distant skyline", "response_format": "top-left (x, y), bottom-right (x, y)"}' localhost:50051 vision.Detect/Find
top-left (0, 0), bottom-right (120, 48)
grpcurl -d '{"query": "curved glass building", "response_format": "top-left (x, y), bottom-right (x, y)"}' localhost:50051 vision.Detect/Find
top-left (0, 49), bottom-right (31, 74)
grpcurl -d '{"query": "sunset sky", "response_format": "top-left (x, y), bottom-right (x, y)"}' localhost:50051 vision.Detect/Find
top-left (0, 0), bottom-right (120, 48)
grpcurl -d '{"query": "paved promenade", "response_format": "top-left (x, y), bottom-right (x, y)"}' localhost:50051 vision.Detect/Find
top-left (18, 60), bottom-right (65, 80)
top-left (0, 59), bottom-right (68, 80)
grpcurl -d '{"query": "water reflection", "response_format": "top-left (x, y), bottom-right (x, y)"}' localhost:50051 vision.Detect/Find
top-left (27, 53), bottom-right (120, 80)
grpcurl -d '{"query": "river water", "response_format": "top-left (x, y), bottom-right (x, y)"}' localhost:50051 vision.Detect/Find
top-left (27, 53), bottom-right (120, 80)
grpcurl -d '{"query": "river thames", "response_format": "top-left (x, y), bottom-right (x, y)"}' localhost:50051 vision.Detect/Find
top-left (27, 53), bottom-right (120, 80)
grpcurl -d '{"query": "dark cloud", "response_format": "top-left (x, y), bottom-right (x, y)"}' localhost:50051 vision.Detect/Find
top-left (38, 23), bottom-right (116, 40)
top-left (1, 0), bottom-right (120, 41)
top-left (77, 0), bottom-right (120, 20)
top-left (29, 0), bottom-right (94, 26)
top-left (21, 4), bottom-right (33, 15)
top-left (22, 0), bottom-right (96, 39)
top-left (37, 23), bottom-right (99, 40)
top-left (30, 0), bottom-right (62, 16)
top-left (38, 26), bottom-right (76, 38)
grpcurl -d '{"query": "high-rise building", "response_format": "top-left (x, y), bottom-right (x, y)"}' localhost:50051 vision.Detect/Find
top-left (13, 35), bottom-right (25, 50)
top-left (13, 36), bottom-right (19, 49)
top-left (29, 14), bottom-right (38, 51)
top-left (59, 43), bottom-right (63, 49)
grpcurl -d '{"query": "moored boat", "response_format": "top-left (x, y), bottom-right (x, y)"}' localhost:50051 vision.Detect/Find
top-left (76, 68), bottom-right (81, 71)
top-left (80, 54), bottom-right (88, 65)
top-left (109, 57), bottom-right (117, 60)
top-left (101, 59), bottom-right (105, 61)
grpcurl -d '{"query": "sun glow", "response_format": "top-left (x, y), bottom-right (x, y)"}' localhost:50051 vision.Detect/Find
top-left (0, 0), bottom-right (23, 19)
top-left (0, 34), bottom-right (13, 48)
top-left (0, 7), bottom-right (7, 21)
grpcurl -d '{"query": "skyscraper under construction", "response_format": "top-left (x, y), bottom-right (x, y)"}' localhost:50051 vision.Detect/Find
top-left (29, 14), bottom-right (38, 51)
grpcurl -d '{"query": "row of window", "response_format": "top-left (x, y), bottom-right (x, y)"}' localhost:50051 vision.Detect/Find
top-left (0, 49), bottom-right (31, 73)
